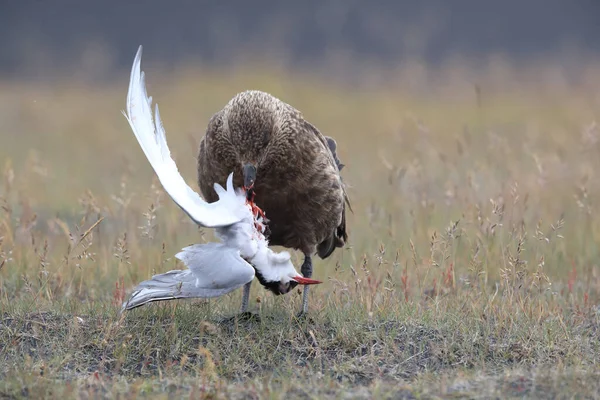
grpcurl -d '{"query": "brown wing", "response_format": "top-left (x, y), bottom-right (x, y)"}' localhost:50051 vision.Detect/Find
top-left (303, 121), bottom-right (352, 213)
top-left (324, 135), bottom-right (352, 213)
top-left (301, 121), bottom-right (350, 258)
top-left (325, 136), bottom-right (345, 171)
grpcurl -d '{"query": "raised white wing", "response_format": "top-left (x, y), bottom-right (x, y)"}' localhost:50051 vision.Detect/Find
top-left (122, 243), bottom-right (255, 311)
top-left (123, 45), bottom-right (247, 228)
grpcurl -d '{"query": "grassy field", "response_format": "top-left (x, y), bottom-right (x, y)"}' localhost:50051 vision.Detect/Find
top-left (1, 57), bottom-right (600, 398)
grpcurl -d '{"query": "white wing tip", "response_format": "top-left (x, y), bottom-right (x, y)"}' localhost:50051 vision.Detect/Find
top-left (226, 173), bottom-right (234, 192)
top-left (135, 45), bottom-right (143, 62)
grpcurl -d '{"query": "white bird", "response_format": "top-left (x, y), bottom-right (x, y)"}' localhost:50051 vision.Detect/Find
top-left (121, 45), bottom-right (321, 313)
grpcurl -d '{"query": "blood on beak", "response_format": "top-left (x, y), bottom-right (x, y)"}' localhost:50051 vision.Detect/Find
top-left (293, 276), bottom-right (322, 285)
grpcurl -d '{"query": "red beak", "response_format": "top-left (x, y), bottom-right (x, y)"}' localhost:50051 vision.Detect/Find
top-left (293, 276), bottom-right (322, 285)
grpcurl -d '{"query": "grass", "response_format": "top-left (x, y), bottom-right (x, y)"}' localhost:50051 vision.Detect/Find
top-left (1, 56), bottom-right (600, 398)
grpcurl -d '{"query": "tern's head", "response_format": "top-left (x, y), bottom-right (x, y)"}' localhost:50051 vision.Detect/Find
top-left (252, 249), bottom-right (321, 295)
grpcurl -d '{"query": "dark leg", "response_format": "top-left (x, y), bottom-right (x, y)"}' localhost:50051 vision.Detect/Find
top-left (240, 281), bottom-right (252, 313)
top-left (298, 254), bottom-right (313, 316)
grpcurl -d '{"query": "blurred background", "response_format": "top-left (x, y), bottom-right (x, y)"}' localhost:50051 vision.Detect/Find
top-left (2, 1), bottom-right (600, 295)
top-left (1, 0), bottom-right (599, 81)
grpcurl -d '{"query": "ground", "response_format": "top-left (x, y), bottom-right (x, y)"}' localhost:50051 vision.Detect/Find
top-left (1, 57), bottom-right (600, 398)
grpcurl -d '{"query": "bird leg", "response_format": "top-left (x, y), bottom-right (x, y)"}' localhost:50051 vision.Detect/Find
top-left (297, 254), bottom-right (313, 317)
top-left (240, 281), bottom-right (252, 313)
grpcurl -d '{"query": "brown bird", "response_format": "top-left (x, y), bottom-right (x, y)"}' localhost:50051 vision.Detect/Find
top-left (197, 90), bottom-right (350, 315)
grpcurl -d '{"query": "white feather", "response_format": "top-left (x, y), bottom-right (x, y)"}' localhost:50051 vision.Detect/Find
top-left (122, 46), bottom-right (246, 228)
top-left (121, 45), bottom-right (306, 311)
top-left (175, 243), bottom-right (255, 289)
top-left (122, 244), bottom-right (255, 310)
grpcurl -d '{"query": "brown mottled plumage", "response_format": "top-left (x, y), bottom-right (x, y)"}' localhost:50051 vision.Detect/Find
top-left (197, 90), bottom-right (349, 315)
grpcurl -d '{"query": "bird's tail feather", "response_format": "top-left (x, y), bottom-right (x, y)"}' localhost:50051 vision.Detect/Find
top-left (317, 202), bottom-right (348, 259)
top-left (316, 234), bottom-right (336, 259)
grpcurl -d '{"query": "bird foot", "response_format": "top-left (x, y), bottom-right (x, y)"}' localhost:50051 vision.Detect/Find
top-left (237, 311), bottom-right (261, 321)
top-left (294, 309), bottom-right (314, 321)
top-left (219, 311), bottom-right (261, 325)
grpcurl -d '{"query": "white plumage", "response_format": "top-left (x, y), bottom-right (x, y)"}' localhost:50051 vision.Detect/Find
top-left (121, 46), bottom-right (320, 312)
